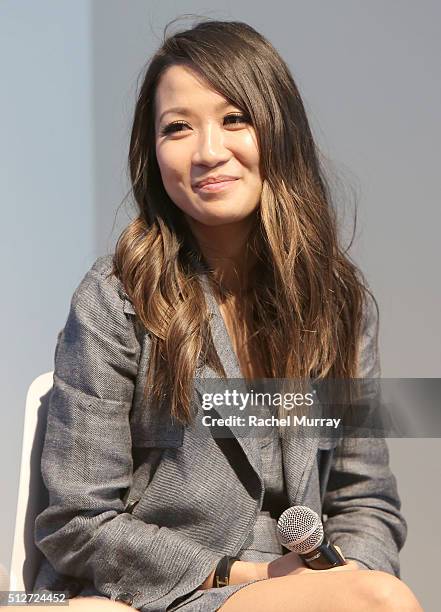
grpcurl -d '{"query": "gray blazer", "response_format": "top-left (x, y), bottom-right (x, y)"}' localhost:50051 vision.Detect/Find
top-left (33, 255), bottom-right (406, 611)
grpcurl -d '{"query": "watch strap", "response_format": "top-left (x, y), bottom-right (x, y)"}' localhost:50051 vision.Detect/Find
top-left (213, 555), bottom-right (238, 588)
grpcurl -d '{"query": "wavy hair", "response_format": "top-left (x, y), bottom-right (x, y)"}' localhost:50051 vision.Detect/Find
top-left (112, 18), bottom-right (374, 425)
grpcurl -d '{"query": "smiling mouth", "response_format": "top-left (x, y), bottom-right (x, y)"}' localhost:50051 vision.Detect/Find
top-left (194, 178), bottom-right (239, 193)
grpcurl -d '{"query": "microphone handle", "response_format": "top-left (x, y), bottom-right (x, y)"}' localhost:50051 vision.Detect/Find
top-left (299, 538), bottom-right (346, 570)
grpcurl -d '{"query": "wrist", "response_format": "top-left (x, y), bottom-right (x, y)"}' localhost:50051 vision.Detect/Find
top-left (202, 559), bottom-right (269, 589)
top-left (229, 560), bottom-right (268, 584)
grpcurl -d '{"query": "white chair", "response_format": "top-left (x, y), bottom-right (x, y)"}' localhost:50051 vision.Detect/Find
top-left (10, 372), bottom-right (54, 592)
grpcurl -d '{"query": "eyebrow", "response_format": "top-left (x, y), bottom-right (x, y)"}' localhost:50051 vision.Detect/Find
top-left (158, 99), bottom-right (233, 125)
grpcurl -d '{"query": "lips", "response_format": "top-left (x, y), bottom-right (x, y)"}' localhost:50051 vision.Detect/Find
top-left (194, 176), bottom-right (239, 188)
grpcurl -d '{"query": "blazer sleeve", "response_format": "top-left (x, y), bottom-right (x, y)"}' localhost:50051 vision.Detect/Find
top-left (322, 290), bottom-right (407, 576)
top-left (34, 258), bottom-right (220, 607)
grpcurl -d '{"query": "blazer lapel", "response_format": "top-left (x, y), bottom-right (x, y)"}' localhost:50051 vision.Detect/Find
top-left (194, 272), bottom-right (321, 508)
top-left (194, 274), bottom-right (263, 489)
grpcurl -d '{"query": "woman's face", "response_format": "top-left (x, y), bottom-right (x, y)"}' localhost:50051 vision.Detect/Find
top-left (155, 65), bottom-right (263, 227)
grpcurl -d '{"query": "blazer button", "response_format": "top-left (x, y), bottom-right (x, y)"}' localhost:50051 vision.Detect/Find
top-left (115, 592), bottom-right (134, 605)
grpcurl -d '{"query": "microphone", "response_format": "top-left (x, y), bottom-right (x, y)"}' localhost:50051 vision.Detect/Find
top-left (277, 505), bottom-right (346, 570)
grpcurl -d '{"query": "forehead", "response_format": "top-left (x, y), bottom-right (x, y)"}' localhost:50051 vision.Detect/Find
top-left (155, 64), bottom-right (229, 112)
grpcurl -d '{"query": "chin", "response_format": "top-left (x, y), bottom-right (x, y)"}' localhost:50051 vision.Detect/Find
top-left (193, 214), bottom-right (246, 227)
top-left (180, 204), bottom-right (250, 227)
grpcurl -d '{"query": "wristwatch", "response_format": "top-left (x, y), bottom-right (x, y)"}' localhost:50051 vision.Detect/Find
top-left (213, 556), bottom-right (238, 588)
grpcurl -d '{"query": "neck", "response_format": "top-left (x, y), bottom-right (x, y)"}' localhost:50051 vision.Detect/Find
top-left (185, 212), bottom-right (259, 296)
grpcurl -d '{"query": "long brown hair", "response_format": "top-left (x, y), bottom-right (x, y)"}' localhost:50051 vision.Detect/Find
top-left (112, 18), bottom-right (374, 425)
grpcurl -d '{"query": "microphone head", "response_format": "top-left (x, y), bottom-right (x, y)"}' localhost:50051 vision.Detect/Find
top-left (277, 505), bottom-right (324, 554)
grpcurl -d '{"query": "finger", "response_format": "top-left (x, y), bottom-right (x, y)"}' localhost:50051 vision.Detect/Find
top-left (326, 560), bottom-right (360, 572)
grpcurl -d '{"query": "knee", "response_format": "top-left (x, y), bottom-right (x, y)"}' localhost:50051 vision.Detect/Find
top-left (357, 571), bottom-right (422, 612)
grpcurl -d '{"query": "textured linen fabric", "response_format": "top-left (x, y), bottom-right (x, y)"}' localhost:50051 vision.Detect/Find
top-left (145, 422), bottom-right (288, 611)
top-left (237, 416), bottom-right (288, 562)
top-left (32, 255), bottom-right (407, 611)
top-left (72, 432), bottom-right (287, 611)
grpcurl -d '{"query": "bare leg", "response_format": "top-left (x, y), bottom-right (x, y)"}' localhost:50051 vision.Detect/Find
top-left (219, 570), bottom-right (423, 612)
top-left (0, 573), bottom-right (422, 612)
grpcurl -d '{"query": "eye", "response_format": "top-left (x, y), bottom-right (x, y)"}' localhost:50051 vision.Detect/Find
top-left (225, 113), bottom-right (251, 125)
top-left (159, 113), bottom-right (251, 136)
top-left (160, 120), bottom-right (188, 136)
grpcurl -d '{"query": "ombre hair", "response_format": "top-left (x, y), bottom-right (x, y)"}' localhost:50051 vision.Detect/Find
top-left (112, 18), bottom-right (376, 425)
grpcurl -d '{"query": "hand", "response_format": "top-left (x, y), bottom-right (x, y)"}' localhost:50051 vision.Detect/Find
top-left (200, 547), bottom-right (363, 590)
top-left (267, 546), bottom-right (361, 578)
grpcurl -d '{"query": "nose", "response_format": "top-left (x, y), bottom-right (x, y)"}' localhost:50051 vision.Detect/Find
top-left (192, 122), bottom-right (231, 166)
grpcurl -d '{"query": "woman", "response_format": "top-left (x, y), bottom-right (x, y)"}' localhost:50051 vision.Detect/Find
top-left (29, 19), bottom-right (422, 612)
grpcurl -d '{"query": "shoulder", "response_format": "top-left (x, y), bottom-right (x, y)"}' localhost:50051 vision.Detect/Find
top-left (357, 286), bottom-right (381, 378)
top-left (360, 286), bottom-right (380, 344)
top-left (70, 254), bottom-right (136, 321)
top-left (76, 254), bottom-right (126, 297)
top-left (89, 254), bottom-right (114, 277)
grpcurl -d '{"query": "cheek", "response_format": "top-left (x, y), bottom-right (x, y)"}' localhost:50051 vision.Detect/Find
top-left (156, 146), bottom-right (187, 190)
top-left (236, 133), bottom-right (261, 175)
